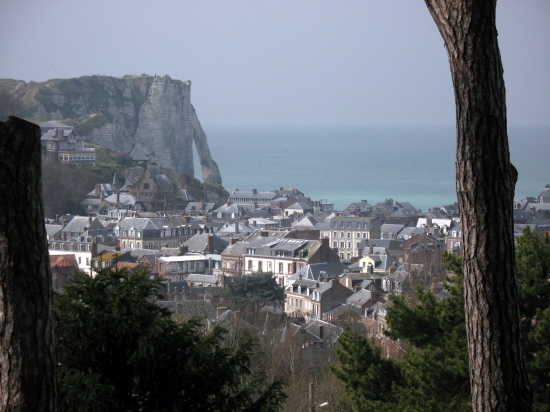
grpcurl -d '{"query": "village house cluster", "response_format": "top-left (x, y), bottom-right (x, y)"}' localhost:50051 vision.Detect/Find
top-left (44, 128), bottom-right (550, 355)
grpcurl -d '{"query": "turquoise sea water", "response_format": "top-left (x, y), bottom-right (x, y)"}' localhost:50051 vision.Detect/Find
top-left (196, 125), bottom-right (550, 212)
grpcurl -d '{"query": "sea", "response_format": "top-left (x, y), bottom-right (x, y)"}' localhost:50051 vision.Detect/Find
top-left (194, 125), bottom-right (550, 212)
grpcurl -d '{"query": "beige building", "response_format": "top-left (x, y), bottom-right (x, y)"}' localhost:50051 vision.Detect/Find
top-left (328, 216), bottom-right (382, 259)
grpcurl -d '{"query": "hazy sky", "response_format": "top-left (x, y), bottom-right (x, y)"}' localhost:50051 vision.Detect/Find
top-left (1, 0), bottom-right (549, 127)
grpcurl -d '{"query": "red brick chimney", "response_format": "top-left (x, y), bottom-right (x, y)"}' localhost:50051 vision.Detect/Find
top-left (207, 234), bottom-right (214, 253)
top-left (91, 237), bottom-right (98, 258)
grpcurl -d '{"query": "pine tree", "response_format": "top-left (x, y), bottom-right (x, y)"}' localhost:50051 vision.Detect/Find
top-left (334, 241), bottom-right (550, 411)
top-left (227, 272), bottom-right (284, 312)
top-left (516, 227), bottom-right (550, 410)
top-left (55, 267), bottom-right (287, 412)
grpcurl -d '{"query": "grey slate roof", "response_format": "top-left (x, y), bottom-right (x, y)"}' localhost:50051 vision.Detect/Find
top-left (397, 226), bottom-right (425, 239)
top-left (41, 128), bottom-right (82, 141)
top-left (538, 184), bottom-right (550, 202)
top-left (128, 144), bottom-right (151, 162)
top-left (184, 233), bottom-right (228, 254)
top-left (39, 120), bottom-right (73, 132)
top-left (391, 202), bottom-right (424, 218)
top-left (115, 216), bottom-right (186, 231)
top-left (381, 223), bottom-right (404, 237)
top-left (62, 216), bottom-right (104, 236)
top-left (293, 215), bottom-right (320, 228)
top-left (45, 224), bottom-right (63, 239)
top-left (221, 241), bottom-right (248, 257)
top-left (286, 201), bottom-right (314, 212)
top-left (346, 289), bottom-right (374, 307)
top-left (360, 239), bottom-right (404, 251)
top-left (104, 193), bottom-right (140, 207)
top-left (289, 262), bottom-right (346, 282)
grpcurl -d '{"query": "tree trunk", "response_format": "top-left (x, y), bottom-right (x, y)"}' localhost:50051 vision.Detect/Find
top-left (0, 117), bottom-right (56, 411)
top-left (423, 1), bottom-right (532, 410)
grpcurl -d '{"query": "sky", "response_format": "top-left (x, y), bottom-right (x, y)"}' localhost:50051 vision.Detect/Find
top-left (1, 0), bottom-right (549, 127)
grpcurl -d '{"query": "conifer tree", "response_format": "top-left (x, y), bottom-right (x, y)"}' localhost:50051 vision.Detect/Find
top-left (55, 267), bottom-right (287, 412)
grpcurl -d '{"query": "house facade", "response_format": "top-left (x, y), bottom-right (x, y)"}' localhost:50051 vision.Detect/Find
top-left (328, 216), bottom-right (382, 260)
top-left (41, 127), bottom-right (95, 167)
top-left (242, 236), bottom-right (339, 286)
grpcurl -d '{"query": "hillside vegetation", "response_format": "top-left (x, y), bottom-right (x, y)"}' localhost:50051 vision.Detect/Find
top-left (41, 148), bottom-right (228, 218)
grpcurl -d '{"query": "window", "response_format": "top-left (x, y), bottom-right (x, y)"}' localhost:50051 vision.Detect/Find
top-left (86, 258), bottom-right (89, 266)
top-left (144, 183), bottom-right (150, 189)
top-left (347, 242), bottom-right (352, 249)
top-left (363, 222), bottom-right (368, 229)
top-left (78, 257), bottom-right (81, 264)
top-left (356, 232), bottom-right (361, 238)
top-left (340, 222), bottom-right (344, 228)
top-left (357, 222), bottom-right (361, 228)
top-left (347, 222), bottom-right (352, 228)
top-left (248, 260), bottom-right (253, 270)
top-left (333, 231), bottom-right (337, 237)
top-left (333, 242), bottom-right (337, 248)
top-left (363, 233), bottom-right (367, 238)
top-left (288, 263), bottom-right (292, 273)
top-left (333, 222), bottom-right (338, 228)
top-left (258, 261), bottom-right (263, 272)
top-left (340, 232), bottom-right (344, 238)
top-left (148, 243), bottom-right (154, 250)
top-left (190, 262), bottom-right (195, 269)
top-left (279, 263), bottom-right (283, 273)
top-left (347, 233), bottom-right (351, 239)
top-left (340, 242), bottom-right (345, 248)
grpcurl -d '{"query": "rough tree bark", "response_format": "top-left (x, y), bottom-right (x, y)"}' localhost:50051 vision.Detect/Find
top-left (0, 117), bottom-right (56, 411)
top-left (423, 1), bottom-right (532, 410)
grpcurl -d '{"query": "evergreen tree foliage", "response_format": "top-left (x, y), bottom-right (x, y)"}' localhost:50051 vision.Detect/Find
top-left (516, 227), bottom-right (550, 410)
top-left (54, 267), bottom-right (286, 412)
top-left (332, 325), bottom-right (402, 412)
top-left (334, 237), bottom-right (550, 412)
top-left (227, 272), bottom-right (284, 311)
top-left (334, 252), bottom-right (470, 412)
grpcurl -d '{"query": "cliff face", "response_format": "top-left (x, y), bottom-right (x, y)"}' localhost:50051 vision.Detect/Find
top-left (14, 75), bottom-right (222, 184)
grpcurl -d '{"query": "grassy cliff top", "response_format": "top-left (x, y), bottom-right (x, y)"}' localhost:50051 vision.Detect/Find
top-left (0, 75), bottom-right (185, 122)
